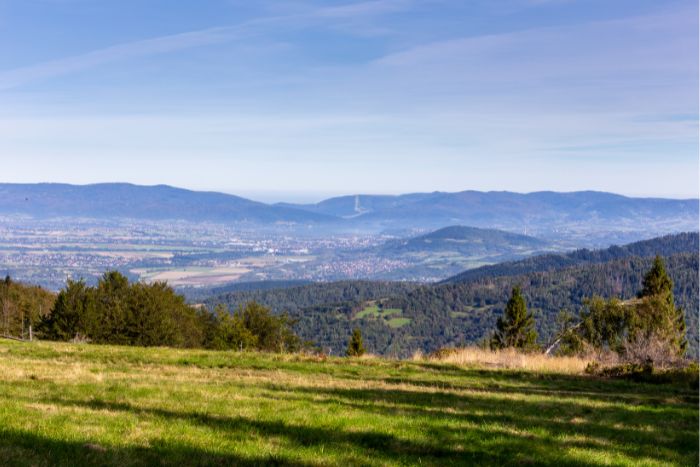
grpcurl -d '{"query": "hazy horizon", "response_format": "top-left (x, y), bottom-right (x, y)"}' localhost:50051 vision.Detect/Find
top-left (1, 180), bottom-right (698, 205)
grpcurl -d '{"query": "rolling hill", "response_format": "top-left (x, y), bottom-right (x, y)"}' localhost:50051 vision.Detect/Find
top-left (356, 225), bottom-right (551, 281)
top-left (379, 225), bottom-right (546, 255)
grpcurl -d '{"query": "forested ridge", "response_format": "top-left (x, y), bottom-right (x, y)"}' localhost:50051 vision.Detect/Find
top-left (206, 233), bottom-right (699, 357)
top-left (203, 281), bottom-right (419, 314)
top-left (443, 232), bottom-right (699, 283)
top-left (386, 253), bottom-right (698, 356)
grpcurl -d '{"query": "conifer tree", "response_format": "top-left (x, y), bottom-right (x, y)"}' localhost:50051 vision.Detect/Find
top-left (490, 286), bottom-right (538, 350)
top-left (634, 255), bottom-right (687, 355)
top-left (346, 327), bottom-right (365, 357)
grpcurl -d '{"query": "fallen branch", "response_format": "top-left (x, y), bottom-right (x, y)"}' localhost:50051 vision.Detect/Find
top-left (544, 322), bottom-right (582, 356)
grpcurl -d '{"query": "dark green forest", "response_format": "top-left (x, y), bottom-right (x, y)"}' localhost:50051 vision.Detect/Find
top-left (443, 232), bottom-right (698, 283)
top-left (387, 253), bottom-right (698, 356)
top-left (205, 234), bottom-right (699, 357)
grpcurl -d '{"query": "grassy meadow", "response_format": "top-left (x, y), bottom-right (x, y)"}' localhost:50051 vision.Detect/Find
top-left (355, 304), bottom-right (411, 329)
top-left (0, 340), bottom-right (697, 466)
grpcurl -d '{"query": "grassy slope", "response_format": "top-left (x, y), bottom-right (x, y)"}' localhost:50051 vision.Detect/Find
top-left (0, 341), bottom-right (697, 467)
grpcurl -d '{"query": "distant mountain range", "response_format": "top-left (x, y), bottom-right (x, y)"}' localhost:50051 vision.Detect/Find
top-left (0, 183), bottom-right (696, 243)
top-left (279, 190), bottom-right (698, 228)
top-left (0, 183), bottom-right (333, 224)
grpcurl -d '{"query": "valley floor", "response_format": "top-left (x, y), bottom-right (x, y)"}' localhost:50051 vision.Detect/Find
top-left (0, 341), bottom-right (697, 466)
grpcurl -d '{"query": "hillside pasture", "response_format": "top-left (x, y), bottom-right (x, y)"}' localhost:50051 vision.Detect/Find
top-left (0, 340), bottom-right (697, 466)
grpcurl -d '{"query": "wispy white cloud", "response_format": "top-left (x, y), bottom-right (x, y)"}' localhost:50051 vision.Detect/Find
top-left (364, 5), bottom-right (697, 117)
top-left (0, 25), bottom-right (254, 90)
top-left (314, 0), bottom-right (413, 18)
top-left (0, 1), bottom-right (415, 90)
top-left (375, 7), bottom-right (696, 73)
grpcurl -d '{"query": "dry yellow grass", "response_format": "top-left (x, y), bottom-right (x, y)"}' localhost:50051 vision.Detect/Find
top-left (420, 346), bottom-right (591, 374)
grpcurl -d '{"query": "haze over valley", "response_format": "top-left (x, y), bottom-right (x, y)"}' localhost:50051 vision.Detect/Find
top-left (1, 182), bottom-right (696, 291)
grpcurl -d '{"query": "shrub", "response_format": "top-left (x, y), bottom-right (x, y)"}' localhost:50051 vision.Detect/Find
top-left (209, 302), bottom-right (301, 353)
top-left (346, 328), bottom-right (365, 357)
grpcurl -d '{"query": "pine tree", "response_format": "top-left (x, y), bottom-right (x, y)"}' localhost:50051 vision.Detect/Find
top-left (346, 328), bottom-right (365, 357)
top-left (490, 286), bottom-right (538, 350)
top-left (639, 255), bottom-right (674, 299)
top-left (635, 255), bottom-right (687, 355)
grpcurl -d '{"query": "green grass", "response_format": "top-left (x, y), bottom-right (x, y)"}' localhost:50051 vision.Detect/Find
top-left (386, 318), bottom-right (412, 328)
top-left (355, 304), bottom-right (381, 319)
top-left (355, 305), bottom-right (405, 324)
top-left (0, 340), bottom-right (697, 466)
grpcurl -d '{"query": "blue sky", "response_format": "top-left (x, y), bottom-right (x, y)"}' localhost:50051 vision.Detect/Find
top-left (0, 0), bottom-right (697, 202)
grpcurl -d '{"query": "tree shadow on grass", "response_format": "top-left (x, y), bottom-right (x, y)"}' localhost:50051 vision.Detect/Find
top-left (35, 396), bottom-right (470, 466)
top-left (0, 428), bottom-right (309, 467)
top-left (31, 399), bottom-right (624, 467)
top-left (33, 389), bottom-right (699, 467)
top-left (259, 383), bottom-right (698, 466)
top-left (347, 361), bottom-right (698, 406)
top-left (7, 360), bottom-right (698, 466)
top-left (377, 374), bottom-right (699, 407)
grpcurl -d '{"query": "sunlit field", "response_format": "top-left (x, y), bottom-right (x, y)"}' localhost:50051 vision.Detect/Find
top-left (0, 340), bottom-right (697, 466)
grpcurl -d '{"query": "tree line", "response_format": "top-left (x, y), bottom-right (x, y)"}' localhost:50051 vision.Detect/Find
top-left (37, 271), bottom-right (301, 352)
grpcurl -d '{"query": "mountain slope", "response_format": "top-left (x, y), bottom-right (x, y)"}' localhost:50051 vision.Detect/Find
top-left (443, 232), bottom-right (699, 283)
top-left (385, 252), bottom-right (699, 357)
top-left (204, 233), bottom-right (699, 357)
top-left (0, 183), bottom-right (334, 223)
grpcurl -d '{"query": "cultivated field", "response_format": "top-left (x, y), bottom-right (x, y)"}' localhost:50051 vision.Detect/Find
top-left (0, 340), bottom-right (697, 466)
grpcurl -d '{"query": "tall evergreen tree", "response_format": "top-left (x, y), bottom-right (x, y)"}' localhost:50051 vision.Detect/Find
top-left (634, 255), bottom-right (687, 355)
top-left (490, 286), bottom-right (538, 350)
top-left (639, 255), bottom-right (674, 298)
top-left (347, 328), bottom-right (365, 357)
